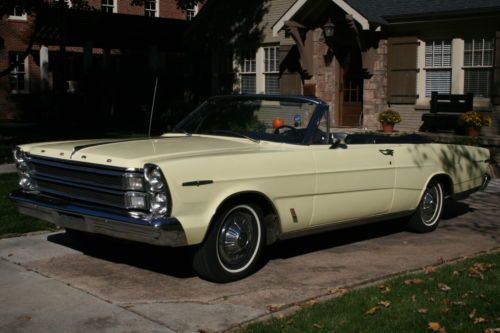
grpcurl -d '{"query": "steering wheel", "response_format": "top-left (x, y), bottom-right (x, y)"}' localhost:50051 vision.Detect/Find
top-left (274, 125), bottom-right (297, 135)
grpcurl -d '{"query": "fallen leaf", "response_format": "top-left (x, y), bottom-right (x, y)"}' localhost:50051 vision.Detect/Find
top-left (313, 323), bottom-right (323, 329)
top-left (286, 319), bottom-right (294, 326)
top-left (474, 317), bottom-right (487, 324)
top-left (266, 305), bottom-right (280, 313)
top-left (378, 284), bottom-right (391, 294)
top-left (429, 322), bottom-right (442, 331)
top-left (442, 299), bottom-right (451, 305)
top-left (418, 308), bottom-right (429, 314)
top-left (411, 295), bottom-right (417, 302)
top-left (305, 300), bottom-right (317, 306)
top-left (451, 301), bottom-right (466, 306)
top-left (452, 270), bottom-right (460, 276)
top-left (404, 279), bottom-right (424, 285)
top-left (378, 300), bottom-right (391, 308)
top-left (484, 329), bottom-right (500, 333)
top-left (424, 265), bottom-right (438, 274)
top-left (328, 287), bottom-right (348, 295)
top-left (438, 283), bottom-right (452, 292)
top-left (470, 309), bottom-right (477, 319)
top-left (366, 306), bottom-right (381, 315)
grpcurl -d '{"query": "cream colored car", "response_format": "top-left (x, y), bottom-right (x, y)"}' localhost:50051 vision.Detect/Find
top-left (10, 95), bottom-right (491, 282)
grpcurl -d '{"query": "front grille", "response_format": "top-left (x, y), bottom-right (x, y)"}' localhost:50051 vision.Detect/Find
top-left (27, 155), bottom-right (143, 211)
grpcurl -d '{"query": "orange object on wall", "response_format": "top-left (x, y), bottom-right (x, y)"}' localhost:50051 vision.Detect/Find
top-left (272, 118), bottom-right (285, 129)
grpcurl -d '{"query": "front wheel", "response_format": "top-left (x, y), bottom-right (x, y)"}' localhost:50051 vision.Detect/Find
top-left (192, 204), bottom-right (265, 282)
top-left (407, 180), bottom-right (444, 233)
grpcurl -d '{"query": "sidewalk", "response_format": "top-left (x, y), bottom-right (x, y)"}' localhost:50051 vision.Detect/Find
top-left (0, 163), bottom-right (15, 174)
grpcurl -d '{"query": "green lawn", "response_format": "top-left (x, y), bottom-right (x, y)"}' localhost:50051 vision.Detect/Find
top-left (243, 252), bottom-right (500, 333)
top-left (0, 173), bottom-right (57, 237)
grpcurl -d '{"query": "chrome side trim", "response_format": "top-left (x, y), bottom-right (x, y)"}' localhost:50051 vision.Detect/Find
top-left (182, 180), bottom-right (214, 187)
top-left (9, 190), bottom-right (187, 247)
top-left (278, 211), bottom-right (413, 240)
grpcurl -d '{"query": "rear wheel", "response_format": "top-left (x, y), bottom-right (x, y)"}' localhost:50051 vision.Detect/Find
top-left (407, 180), bottom-right (444, 233)
top-left (192, 203), bottom-right (265, 282)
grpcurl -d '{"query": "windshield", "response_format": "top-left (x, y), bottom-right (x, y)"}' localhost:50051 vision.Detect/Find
top-left (174, 96), bottom-right (327, 144)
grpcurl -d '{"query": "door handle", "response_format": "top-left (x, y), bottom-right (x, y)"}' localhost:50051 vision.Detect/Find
top-left (379, 149), bottom-right (394, 156)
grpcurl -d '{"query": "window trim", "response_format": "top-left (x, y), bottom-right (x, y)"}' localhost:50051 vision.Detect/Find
top-left (144, 0), bottom-right (159, 17)
top-left (9, 53), bottom-right (30, 94)
top-left (416, 37), bottom-right (494, 107)
top-left (101, 0), bottom-right (117, 13)
top-left (8, 6), bottom-right (27, 21)
top-left (239, 51), bottom-right (257, 94)
top-left (263, 46), bottom-right (280, 95)
top-left (186, 5), bottom-right (198, 21)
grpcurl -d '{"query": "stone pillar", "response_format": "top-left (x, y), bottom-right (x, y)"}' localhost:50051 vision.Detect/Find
top-left (310, 28), bottom-right (338, 127)
top-left (362, 39), bottom-right (388, 130)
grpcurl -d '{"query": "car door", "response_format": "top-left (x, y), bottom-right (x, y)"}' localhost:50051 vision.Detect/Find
top-left (310, 143), bottom-right (396, 226)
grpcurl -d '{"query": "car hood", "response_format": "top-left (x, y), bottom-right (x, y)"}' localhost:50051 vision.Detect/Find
top-left (20, 134), bottom-right (266, 168)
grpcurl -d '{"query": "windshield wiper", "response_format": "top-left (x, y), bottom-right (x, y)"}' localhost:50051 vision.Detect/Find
top-left (210, 130), bottom-right (260, 143)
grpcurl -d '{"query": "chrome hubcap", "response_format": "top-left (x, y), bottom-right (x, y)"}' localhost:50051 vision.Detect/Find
top-left (218, 209), bottom-right (255, 268)
top-left (421, 187), bottom-right (438, 225)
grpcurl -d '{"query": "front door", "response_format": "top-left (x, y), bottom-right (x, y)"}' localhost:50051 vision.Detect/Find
top-left (310, 144), bottom-right (396, 226)
top-left (338, 49), bottom-right (363, 127)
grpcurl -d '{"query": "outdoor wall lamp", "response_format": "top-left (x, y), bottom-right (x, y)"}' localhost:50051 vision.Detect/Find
top-left (323, 18), bottom-right (335, 39)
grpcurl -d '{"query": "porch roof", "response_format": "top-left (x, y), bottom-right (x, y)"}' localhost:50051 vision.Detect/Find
top-left (273, 0), bottom-right (500, 35)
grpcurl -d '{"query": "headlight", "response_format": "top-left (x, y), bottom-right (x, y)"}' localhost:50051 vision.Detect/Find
top-left (144, 164), bottom-right (170, 218)
top-left (13, 147), bottom-right (25, 163)
top-left (13, 148), bottom-right (38, 192)
top-left (144, 166), bottom-right (165, 192)
top-left (123, 173), bottom-right (145, 190)
top-left (124, 192), bottom-right (148, 210)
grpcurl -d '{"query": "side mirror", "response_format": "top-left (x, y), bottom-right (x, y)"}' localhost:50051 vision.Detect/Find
top-left (330, 138), bottom-right (347, 149)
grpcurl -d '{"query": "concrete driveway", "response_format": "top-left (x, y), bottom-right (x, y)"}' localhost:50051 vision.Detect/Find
top-left (1, 180), bottom-right (499, 333)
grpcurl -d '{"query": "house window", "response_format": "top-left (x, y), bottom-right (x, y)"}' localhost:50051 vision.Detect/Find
top-left (425, 40), bottom-right (452, 97)
top-left (240, 52), bottom-right (256, 94)
top-left (464, 38), bottom-right (494, 98)
top-left (264, 46), bottom-right (280, 95)
top-left (101, 0), bottom-right (115, 13)
top-left (186, 6), bottom-right (198, 21)
top-left (9, 53), bottom-right (28, 93)
top-left (8, 6), bottom-right (27, 20)
top-left (144, 0), bottom-right (158, 17)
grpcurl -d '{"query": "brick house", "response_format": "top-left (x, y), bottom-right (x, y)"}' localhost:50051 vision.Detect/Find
top-left (0, 0), bottom-right (199, 123)
top-left (222, 0), bottom-right (500, 134)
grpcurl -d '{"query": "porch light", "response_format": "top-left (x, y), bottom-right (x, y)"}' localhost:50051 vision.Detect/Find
top-left (323, 18), bottom-right (335, 38)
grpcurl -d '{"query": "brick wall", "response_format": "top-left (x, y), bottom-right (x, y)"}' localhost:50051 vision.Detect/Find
top-left (0, 16), bottom-right (39, 119)
top-left (85, 0), bottom-right (186, 18)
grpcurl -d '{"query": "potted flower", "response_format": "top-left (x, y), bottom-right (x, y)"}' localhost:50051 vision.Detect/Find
top-left (459, 111), bottom-right (492, 137)
top-left (378, 109), bottom-right (402, 133)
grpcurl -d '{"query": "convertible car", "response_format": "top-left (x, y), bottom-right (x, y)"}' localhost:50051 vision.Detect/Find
top-left (10, 95), bottom-right (491, 282)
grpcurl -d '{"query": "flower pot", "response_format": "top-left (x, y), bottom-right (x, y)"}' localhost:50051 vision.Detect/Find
top-left (467, 127), bottom-right (481, 137)
top-left (382, 123), bottom-right (394, 133)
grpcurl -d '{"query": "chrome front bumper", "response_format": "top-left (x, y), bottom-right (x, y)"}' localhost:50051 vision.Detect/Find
top-left (9, 190), bottom-right (187, 247)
